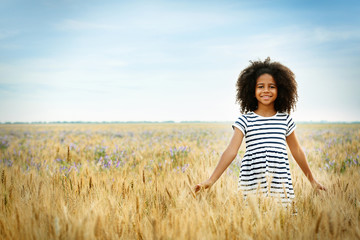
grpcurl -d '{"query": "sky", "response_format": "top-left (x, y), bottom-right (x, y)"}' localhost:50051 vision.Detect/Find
top-left (1, 0), bottom-right (360, 122)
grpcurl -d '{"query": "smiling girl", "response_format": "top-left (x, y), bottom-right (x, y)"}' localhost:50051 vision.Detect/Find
top-left (194, 57), bottom-right (326, 206)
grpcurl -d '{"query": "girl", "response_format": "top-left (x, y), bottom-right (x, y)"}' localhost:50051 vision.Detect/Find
top-left (194, 57), bottom-right (326, 205)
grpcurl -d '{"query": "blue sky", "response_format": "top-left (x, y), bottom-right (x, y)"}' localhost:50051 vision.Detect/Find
top-left (1, 0), bottom-right (359, 122)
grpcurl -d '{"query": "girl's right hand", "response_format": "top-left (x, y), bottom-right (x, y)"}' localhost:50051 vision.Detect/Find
top-left (194, 179), bottom-right (214, 193)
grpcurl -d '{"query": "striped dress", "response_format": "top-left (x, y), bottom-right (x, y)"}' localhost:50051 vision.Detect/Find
top-left (232, 111), bottom-right (296, 205)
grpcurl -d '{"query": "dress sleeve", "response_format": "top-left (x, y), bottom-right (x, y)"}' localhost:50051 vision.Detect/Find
top-left (286, 114), bottom-right (296, 136)
top-left (232, 115), bottom-right (248, 135)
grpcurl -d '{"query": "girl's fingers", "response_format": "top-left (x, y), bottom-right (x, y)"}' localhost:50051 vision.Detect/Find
top-left (314, 182), bottom-right (326, 191)
top-left (319, 184), bottom-right (327, 191)
top-left (311, 180), bottom-right (327, 191)
top-left (194, 184), bottom-right (202, 193)
top-left (194, 183), bottom-right (208, 193)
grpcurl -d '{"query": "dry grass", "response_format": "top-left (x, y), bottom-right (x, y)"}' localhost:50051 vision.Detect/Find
top-left (0, 123), bottom-right (359, 239)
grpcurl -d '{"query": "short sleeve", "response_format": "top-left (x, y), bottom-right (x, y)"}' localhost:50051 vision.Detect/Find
top-left (286, 115), bottom-right (296, 136)
top-left (232, 115), bottom-right (248, 135)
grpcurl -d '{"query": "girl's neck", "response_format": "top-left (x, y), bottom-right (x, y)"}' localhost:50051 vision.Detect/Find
top-left (254, 107), bottom-right (277, 117)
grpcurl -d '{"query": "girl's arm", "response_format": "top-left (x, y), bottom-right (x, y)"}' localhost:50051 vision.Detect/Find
top-left (286, 131), bottom-right (326, 191)
top-left (194, 128), bottom-right (244, 193)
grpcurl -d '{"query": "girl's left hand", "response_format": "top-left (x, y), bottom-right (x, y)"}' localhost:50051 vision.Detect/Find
top-left (193, 179), bottom-right (214, 193)
top-left (311, 179), bottom-right (327, 191)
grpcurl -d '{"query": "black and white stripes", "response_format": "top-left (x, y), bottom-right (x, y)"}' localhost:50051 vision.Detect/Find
top-left (232, 112), bottom-right (296, 204)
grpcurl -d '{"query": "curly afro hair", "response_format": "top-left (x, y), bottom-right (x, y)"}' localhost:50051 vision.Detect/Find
top-left (236, 57), bottom-right (298, 114)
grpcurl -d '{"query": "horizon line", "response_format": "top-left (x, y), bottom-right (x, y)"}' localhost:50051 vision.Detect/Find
top-left (1, 120), bottom-right (360, 124)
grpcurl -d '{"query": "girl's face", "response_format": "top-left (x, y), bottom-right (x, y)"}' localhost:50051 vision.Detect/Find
top-left (255, 73), bottom-right (278, 108)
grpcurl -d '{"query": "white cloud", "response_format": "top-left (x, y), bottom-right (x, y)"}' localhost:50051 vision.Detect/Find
top-left (57, 19), bottom-right (122, 31)
top-left (313, 27), bottom-right (360, 43)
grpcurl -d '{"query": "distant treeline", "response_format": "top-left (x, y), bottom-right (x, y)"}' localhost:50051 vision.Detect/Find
top-left (296, 121), bottom-right (360, 124)
top-left (0, 120), bottom-right (359, 124)
top-left (0, 120), bottom-right (226, 124)
top-left (0, 121), bottom-right (176, 124)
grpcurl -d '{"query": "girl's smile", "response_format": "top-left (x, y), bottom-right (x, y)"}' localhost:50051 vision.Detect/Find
top-left (255, 73), bottom-right (277, 107)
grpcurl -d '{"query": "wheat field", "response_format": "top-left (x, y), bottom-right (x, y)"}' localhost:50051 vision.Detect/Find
top-left (0, 123), bottom-right (359, 239)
